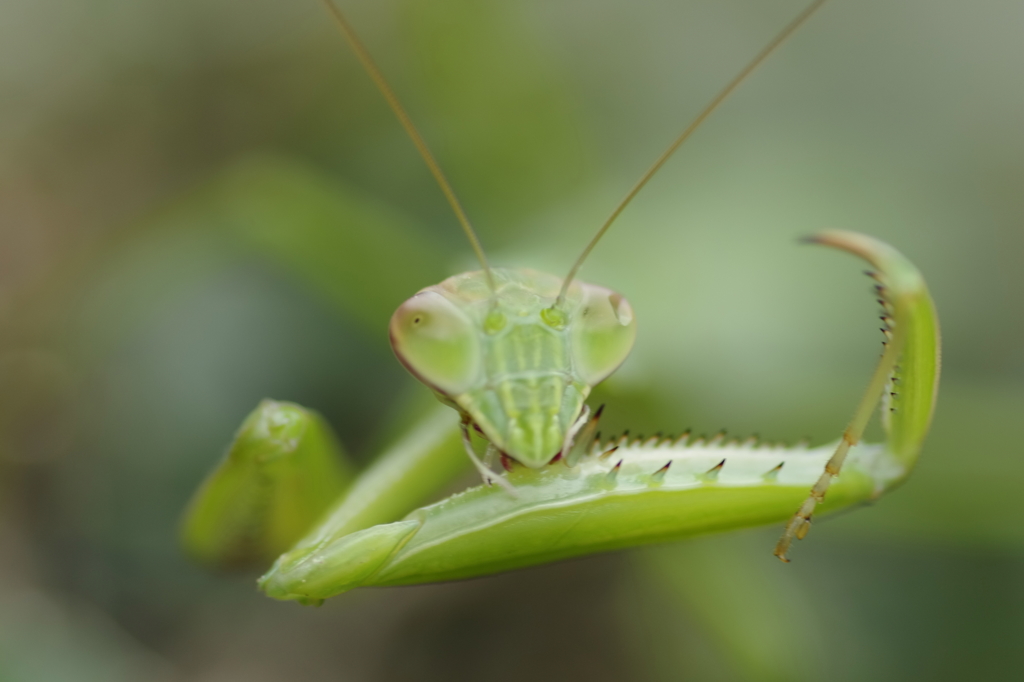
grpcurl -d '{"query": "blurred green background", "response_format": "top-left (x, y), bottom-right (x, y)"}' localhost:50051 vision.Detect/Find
top-left (1, 0), bottom-right (1022, 680)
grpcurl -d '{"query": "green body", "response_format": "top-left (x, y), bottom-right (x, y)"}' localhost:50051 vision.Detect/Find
top-left (389, 268), bottom-right (636, 467)
top-left (180, 231), bottom-right (941, 603)
top-left (177, 0), bottom-right (943, 605)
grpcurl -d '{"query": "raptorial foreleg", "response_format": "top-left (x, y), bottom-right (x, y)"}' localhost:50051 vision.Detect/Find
top-left (774, 229), bottom-right (938, 562)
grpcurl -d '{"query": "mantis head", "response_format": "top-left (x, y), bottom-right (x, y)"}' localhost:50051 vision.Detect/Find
top-left (389, 268), bottom-right (636, 467)
top-left (325, 0), bottom-right (825, 468)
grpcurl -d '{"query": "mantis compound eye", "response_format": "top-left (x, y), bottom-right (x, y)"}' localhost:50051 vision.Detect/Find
top-left (389, 290), bottom-right (482, 396)
top-left (570, 284), bottom-right (637, 386)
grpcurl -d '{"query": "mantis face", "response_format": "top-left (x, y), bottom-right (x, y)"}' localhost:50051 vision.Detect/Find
top-left (389, 268), bottom-right (636, 468)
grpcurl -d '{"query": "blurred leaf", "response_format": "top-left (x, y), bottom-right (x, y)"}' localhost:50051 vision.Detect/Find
top-left (212, 155), bottom-right (450, 333)
top-left (0, 591), bottom-right (176, 682)
top-left (14, 155), bottom-right (449, 365)
top-left (624, 533), bottom-right (825, 682)
top-left (399, 0), bottom-right (591, 237)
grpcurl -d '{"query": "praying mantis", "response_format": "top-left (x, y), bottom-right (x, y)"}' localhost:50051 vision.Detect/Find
top-left (180, 0), bottom-right (940, 605)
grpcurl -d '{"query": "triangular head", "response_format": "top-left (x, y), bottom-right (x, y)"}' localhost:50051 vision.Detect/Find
top-left (389, 268), bottom-right (636, 468)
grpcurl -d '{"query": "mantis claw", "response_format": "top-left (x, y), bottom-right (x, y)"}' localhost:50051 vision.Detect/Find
top-left (775, 230), bottom-right (940, 560)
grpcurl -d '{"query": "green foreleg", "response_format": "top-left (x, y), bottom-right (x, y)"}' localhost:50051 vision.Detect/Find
top-left (179, 400), bottom-right (356, 569)
top-left (774, 230), bottom-right (941, 560)
top-left (257, 406), bottom-right (468, 603)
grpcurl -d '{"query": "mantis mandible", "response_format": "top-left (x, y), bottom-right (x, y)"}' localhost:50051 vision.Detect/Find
top-left (180, 0), bottom-right (941, 604)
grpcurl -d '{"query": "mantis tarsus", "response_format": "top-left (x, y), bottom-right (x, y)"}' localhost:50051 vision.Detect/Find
top-left (181, 0), bottom-right (941, 604)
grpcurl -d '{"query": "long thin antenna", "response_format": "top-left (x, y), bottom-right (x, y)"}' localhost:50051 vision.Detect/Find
top-left (320, 0), bottom-right (495, 292)
top-left (557, 0), bottom-right (827, 304)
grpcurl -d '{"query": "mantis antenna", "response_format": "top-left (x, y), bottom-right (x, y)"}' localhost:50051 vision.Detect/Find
top-left (320, 0), bottom-right (496, 293)
top-left (556, 0), bottom-right (827, 304)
